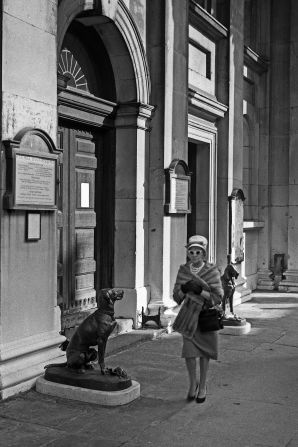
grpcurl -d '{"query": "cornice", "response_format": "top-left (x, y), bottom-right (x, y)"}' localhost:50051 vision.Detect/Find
top-left (189, 0), bottom-right (228, 41)
top-left (188, 88), bottom-right (228, 122)
top-left (58, 88), bottom-right (116, 127)
top-left (244, 46), bottom-right (269, 75)
top-left (115, 102), bottom-right (155, 130)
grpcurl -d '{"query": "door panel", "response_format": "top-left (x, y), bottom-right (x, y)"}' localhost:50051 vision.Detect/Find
top-left (73, 129), bottom-right (97, 312)
top-left (58, 124), bottom-right (98, 333)
top-left (57, 123), bottom-right (115, 335)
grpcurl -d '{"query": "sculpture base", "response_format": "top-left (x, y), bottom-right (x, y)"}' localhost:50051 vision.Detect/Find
top-left (221, 321), bottom-right (251, 336)
top-left (44, 365), bottom-right (132, 391)
top-left (36, 376), bottom-right (140, 406)
top-left (222, 316), bottom-right (247, 327)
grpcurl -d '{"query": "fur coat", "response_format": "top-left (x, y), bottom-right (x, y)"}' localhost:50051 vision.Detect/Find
top-left (172, 262), bottom-right (223, 339)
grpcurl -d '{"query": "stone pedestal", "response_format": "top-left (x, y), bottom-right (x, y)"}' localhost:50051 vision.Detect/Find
top-left (221, 316), bottom-right (251, 335)
top-left (221, 321), bottom-right (251, 336)
top-left (37, 363), bottom-right (140, 406)
top-left (36, 376), bottom-right (140, 406)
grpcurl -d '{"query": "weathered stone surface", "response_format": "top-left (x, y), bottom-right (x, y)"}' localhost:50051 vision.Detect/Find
top-left (2, 294), bottom-right (298, 446)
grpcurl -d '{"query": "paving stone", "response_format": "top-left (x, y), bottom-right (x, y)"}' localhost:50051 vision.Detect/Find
top-left (1, 294), bottom-right (298, 447)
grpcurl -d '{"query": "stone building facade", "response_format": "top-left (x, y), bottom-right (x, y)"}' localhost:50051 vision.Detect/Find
top-left (0, 0), bottom-right (297, 398)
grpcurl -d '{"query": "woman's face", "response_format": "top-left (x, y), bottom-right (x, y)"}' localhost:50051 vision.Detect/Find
top-left (187, 246), bottom-right (205, 264)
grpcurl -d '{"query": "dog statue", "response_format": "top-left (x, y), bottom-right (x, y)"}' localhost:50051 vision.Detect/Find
top-left (45, 288), bottom-right (124, 374)
top-left (221, 257), bottom-right (239, 317)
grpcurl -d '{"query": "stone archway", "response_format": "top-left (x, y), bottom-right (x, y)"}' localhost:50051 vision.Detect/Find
top-left (58, 0), bottom-right (154, 326)
top-left (58, 0), bottom-right (150, 104)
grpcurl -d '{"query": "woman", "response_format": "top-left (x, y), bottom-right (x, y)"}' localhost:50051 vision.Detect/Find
top-left (173, 235), bottom-right (223, 403)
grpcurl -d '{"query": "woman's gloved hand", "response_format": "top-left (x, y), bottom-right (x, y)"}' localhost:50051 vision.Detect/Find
top-left (181, 280), bottom-right (203, 295)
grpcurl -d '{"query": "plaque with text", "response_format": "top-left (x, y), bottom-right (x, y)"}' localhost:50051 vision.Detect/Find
top-left (15, 155), bottom-right (56, 206)
top-left (170, 177), bottom-right (189, 211)
top-left (4, 148), bottom-right (58, 210)
top-left (164, 159), bottom-right (191, 214)
top-left (229, 189), bottom-right (245, 263)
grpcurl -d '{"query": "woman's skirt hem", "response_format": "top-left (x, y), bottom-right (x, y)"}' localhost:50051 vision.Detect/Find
top-left (181, 332), bottom-right (218, 360)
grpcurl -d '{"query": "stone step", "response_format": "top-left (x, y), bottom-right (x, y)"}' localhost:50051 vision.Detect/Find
top-left (113, 318), bottom-right (134, 335)
top-left (106, 328), bottom-right (165, 356)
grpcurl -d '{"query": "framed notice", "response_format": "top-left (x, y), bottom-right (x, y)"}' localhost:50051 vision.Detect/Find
top-left (4, 148), bottom-right (58, 210)
top-left (80, 183), bottom-right (90, 208)
top-left (26, 212), bottom-right (41, 241)
top-left (164, 159), bottom-right (191, 214)
top-left (229, 189), bottom-right (245, 263)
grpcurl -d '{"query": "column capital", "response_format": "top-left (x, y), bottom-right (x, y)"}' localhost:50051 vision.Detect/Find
top-left (115, 102), bottom-right (155, 130)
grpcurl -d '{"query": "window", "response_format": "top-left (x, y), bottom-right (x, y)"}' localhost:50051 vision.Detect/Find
top-left (189, 42), bottom-right (211, 81)
top-left (58, 48), bottom-right (89, 92)
top-left (197, 0), bottom-right (212, 13)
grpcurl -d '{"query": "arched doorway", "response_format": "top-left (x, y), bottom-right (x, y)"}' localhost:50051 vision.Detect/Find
top-left (57, 0), bottom-right (153, 334)
top-left (57, 20), bottom-right (117, 334)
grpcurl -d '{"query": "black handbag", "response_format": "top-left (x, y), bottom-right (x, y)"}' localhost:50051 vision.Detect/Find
top-left (198, 303), bottom-right (224, 332)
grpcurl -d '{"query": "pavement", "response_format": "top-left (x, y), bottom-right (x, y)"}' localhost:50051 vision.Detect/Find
top-left (1, 291), bottom-right (298, 447)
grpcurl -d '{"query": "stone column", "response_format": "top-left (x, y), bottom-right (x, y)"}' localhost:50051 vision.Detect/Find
top-left (228, 0), bottom-right (245, 194)
top-left (113, 102), bottom-right (154, 325)
top-left (162, 0), bottom-right (189, 309)
top-left (0, 0), bottom-right (64, 399)
top-left (146, 0), bottom-right (166, 308)
top-left (147, 0), bottom-right (189, 317)
top-left (216, 22), bottom-right (229, 271)
top-left (227, 0), bottom-right (250, 300)
top-left (279, 0), bottom-right (298, 291)
top-left (265, 0), bottom-right (290, 291)
top-left (256, 0), bottom-right (275, 290)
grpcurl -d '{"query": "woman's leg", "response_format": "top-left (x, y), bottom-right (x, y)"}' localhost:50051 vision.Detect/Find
top-left (229, 289), bottom-right (234, 314)
top-left (198, 357), bottom-right (209, 398)
top-left (185, 357), bottom-right (197, 396)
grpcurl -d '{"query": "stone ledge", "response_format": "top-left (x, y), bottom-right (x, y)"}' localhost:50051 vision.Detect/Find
top-left (250, 291), bottom-right (298, 299)
top-left (36, 376), bottom-right (140, 406)
top-left (107, 328), bottom-right (166, 356)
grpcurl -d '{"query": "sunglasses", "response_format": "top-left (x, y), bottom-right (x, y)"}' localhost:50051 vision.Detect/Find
top-left (188, 249), bottom-right (204, 255)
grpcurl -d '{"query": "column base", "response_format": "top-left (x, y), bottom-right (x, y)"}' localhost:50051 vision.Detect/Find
top-left (257, 269), bottom-right (275, 290)
top-left (234, 275), bottom-right (252, 306)
top-left (114, 287), bottom-right (150, 328)
top-left (278, 270), bottom-right (298, 292)
top-left (0, 330), bottom-right (65, 400)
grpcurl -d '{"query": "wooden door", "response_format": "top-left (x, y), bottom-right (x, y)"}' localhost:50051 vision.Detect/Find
top-left (57, 123), bottom-right (113, 335)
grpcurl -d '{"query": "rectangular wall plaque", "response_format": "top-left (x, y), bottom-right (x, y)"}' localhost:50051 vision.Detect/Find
top-left (4, 149), bottom-right (58, 210)
top-left (230, 197), bottom-right (244, 263)
top-left (164, 160), bottom-right (191, 214)
top-left (15, 155), bottom-right (56, 206)
top-left (80, 183), bottom-right (90, 208)
top-left (171, 177), bottom-right (189, 211)
top-left (26, 212), bottom-right (41, 241)
top-left (165, 175), bottom-right (191, 214)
